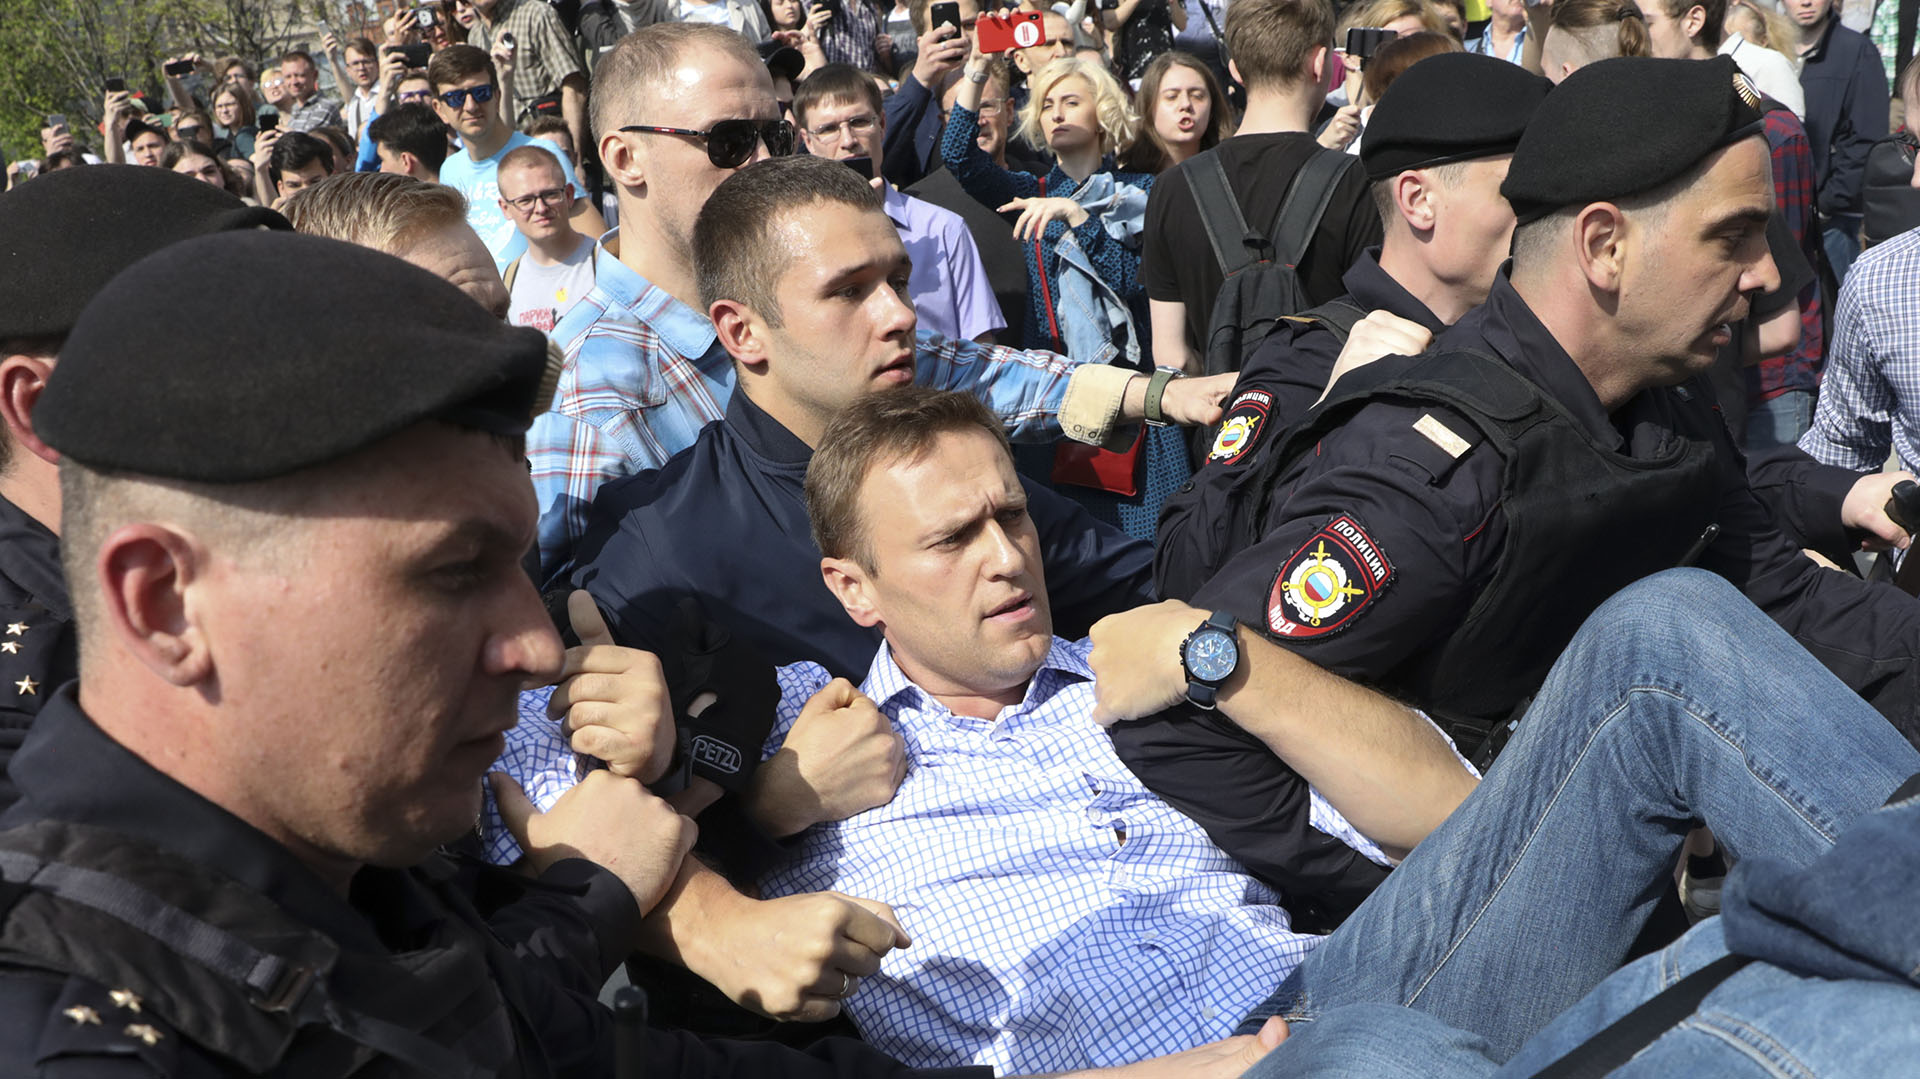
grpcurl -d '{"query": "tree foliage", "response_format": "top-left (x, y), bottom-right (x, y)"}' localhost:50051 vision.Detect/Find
top-left (0, 0), bottom-right (360, 162)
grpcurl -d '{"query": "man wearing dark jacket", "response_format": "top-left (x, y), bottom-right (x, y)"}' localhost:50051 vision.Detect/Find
top-left (1791, 0), bottom-right (1889, 281)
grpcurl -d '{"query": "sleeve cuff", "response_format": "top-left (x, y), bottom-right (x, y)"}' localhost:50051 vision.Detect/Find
top-left (1060, 362), bottom-right (1141, 451)
top-left (538, 857), bottom-right (644, 976)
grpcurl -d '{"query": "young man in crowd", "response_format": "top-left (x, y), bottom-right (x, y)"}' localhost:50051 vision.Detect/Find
top-left (430, 44), bottom-right (601, 272)
top-left (324, 32), bottom-right (382, 139)
top-left (498, 145), bottom-right (597, 333)
top-left (370, 101), bottom-right (451, 182)
top-left (276, 48), bottom-right (346, 132)
top-left (1789, 0), bottom-right (1888, 281)
top-left (1141, 0), bottom-right (1381, 373)
top-left (533, 23), bottom-right (1229, 576)
top-left (879, 0), bottom-right (983, 187)
top-left (794, 63), bottom-right (1004, 343)
top-left (253, 130), bottom-right (336, 208)
top-left (466, 0), bottom-right (593, 159)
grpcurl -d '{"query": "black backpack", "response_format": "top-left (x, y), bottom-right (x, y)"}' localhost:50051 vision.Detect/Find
top-left (1184, 145), bottom-right (1361, 379)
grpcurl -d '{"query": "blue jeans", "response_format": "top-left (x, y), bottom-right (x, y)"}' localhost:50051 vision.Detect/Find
top-left (1237, 569), bottom-right (1920, 1065)
top-left (1823, 217), bottom-right (1863, 286)
top-left (1744, 388), bottom-right (1816, 452)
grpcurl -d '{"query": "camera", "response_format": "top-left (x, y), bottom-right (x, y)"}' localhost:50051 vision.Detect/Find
top-left (976, 10), bottom-right (1045, 52)
top-left (1344, 26), bottom-right (1393, 62)
top-left (416, 5), bottom-right (438, 27)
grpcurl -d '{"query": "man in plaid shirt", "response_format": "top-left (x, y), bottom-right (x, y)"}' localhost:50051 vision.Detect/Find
top-left (468, 0), bottom-right (593, 157)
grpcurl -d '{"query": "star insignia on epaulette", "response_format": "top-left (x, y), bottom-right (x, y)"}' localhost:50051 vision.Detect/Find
top-left (1, 641), bottom-right (20, 655)
top-left (15, 676), bottom-right (35, 696)
top-left (5, 622), bottom-right (26, 636)
top-left (108, 988), bottom-right (142, 1012)
top-left (123, 1023), bottom-right (163, 1046)
top-left (61, 1005), bottom-right (101, 1025)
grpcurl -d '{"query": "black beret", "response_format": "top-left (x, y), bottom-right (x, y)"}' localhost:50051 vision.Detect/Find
top-left (1361, 53), bottom-right (1552, 182)
top-left (38, 231), bottom-right (551, 483)
top-left (758, 41), bottom-right (806, 84)
top-left (0, 164), bottom-right (290, 340)
top-left (1501, 55), bottom-right (1766, 225)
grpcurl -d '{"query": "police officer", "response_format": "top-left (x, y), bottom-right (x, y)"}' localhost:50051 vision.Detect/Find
top-left (1114, 57), bottom-right (1920, 917)
top-left (0, 231), bottom-right (1282, 1077)
top-left (0, 166), bottom-right (289, 811)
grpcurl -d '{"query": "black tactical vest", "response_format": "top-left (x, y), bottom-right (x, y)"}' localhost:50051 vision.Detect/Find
top-left (1240, 349), bottom-right (1723, 725)
top-left (0, 819), bottom-right (532, 1077)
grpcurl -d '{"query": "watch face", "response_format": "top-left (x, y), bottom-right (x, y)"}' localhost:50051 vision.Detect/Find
top-left (1184, 628), bottom-right (1238, 682)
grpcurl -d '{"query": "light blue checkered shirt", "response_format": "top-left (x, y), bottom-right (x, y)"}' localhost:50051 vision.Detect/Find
top-left (481, 638), bottom-right (1384, 1073)
top-left (1800, 227), bottom-right (1920, 476)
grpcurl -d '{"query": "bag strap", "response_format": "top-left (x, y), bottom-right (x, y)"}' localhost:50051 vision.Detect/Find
top-left (1034, 175), bottom-right (1065, 350)
top-left (1268, 148), bottom-right (1360, 267)
top-left (1186, 151), bottom-right (1263, 277)
top-left (1279, 297), bottom-right (1368, 342)
top-left (1528, 953), bottom-right (1754, 1078)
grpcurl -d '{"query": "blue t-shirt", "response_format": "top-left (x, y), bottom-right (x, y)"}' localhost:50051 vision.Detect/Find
top-left (438, 131), bottom-right (581, 270)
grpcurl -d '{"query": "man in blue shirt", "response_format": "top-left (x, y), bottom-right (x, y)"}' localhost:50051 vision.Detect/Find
top-left (430, 44), bottom-right (602, 270)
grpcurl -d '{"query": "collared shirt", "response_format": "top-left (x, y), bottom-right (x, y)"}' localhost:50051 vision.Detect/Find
top-left (815, 0), bottom-right (888, 70)
top-left (885, 183), bottom-right (1005, 343)
top-left (1748, 105), bottom-right (1826, 404)
top-left (439, 132), bottom-right (583, 269)
top-left (470, 0), bottom-right (588, 122)
top-left (1467, 21), bottom-right (1527, 64)
top-left (343, 85), bottom-right (378, 140)
top-left (1801, 226), bottom-right (1920, 474)
top-left (284, 93), bottom-right (345, 133)
top-left (531, 231), bottom-right (1095, 576)
top-left (484, 638), bottom-right (1381, 1072)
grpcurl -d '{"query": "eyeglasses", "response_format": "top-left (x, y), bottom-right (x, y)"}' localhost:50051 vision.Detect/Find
top-left (976, 99), bottom-right (1007, 117)
top-left (504, 184), bottom-right (572, 211)
top-left (398, 89), bottom-right (434, 102)
top-left (806, 112), bottom-right (878, 142)
top-left (176, 125), bottom-right (206, 139)
top-left (619, 118), bottom-right (795, 169)
top-left (438, 83), bottom-right (495, 108)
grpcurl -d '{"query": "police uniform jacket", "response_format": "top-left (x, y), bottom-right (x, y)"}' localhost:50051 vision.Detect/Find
top-left (0, 688), bottom-right (990, 1077)
top-left (0, 493), bottom-right (74, 814)
top-left (1116, 272), bottom-right (1920, 908)
top-left (571, 390), bottom-right (1155, 680)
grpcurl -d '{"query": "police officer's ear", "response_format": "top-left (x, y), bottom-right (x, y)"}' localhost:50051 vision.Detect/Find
top-left (710, 297), bottom-right (772, 371)
top-left (1571, 201), bottom-right (1630, 294)
top-left (96, 522), bottom-right (215, 688)
top-left (0, 350), bottom-right (59, 466)
top-left (820, 555), bottom-right (882, 629)
top-left (1393, 170), bottom-right (1439, 234)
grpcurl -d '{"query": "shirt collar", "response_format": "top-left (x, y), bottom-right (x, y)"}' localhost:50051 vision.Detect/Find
top-left (722, 388), bottom-right (815, 468)
top-left (591, 228), bottom-right (720, 359)
top-left (1801, 15), bottom-right (1836, 62)
top-left (1478, 270), bottom-right (1620, 448)
top-left (882, 182), bottom-right (913, 228)
top-left (1341, 248), bottom-right (1446, 333)
top-left (0, 493), bottom-right (68, 619)
top-left (2, 687), bottom-right (391, 948)
top-left (859, 636), bottom-right (1093, 721)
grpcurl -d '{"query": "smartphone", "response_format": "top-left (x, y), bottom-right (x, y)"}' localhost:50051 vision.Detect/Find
top-left (394, 42), bottom-right (432, 66)
top-left (814, 0), bottom-right (842, 21)
top-left (499, 31), bottom-right (515, 47)
top-left (416, 5), bottom-right (438, 26)
top-left (45, 114), bottom-right (66, 130)
top-left (164, 58), bottom-right (196, 77)
top-left (104, 77), bottom-right (127, 93)
top-left (1344, 26), bottom-right (1393, 62)
top-left (976, 9), bottom-right (1044, 51)
top-left (841, 155), bottom-right (874, 178)
top-left (258, 112), bottom-right (279, 132)
top-left (930, 0), bottom-right (962, 35)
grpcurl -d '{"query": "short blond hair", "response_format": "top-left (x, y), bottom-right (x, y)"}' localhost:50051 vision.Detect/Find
top-left (282, 172), bottom-right (469, 257)
top-left (1017, 57), bottom-right (1139, 155)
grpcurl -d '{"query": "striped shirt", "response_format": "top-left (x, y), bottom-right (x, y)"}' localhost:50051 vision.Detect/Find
top-left (1800, 226), bottom-right (1920, 473)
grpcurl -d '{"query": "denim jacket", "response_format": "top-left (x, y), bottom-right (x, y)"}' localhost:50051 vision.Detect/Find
top-left (1049, 174), bottom-right (1150, 370)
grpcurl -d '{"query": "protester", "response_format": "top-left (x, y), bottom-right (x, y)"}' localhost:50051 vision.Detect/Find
top-left (370, 101), bottom-right (453, 182)
top-left (323, 32), bottom-right (383, 139)
top-left (796, 63), bottom-right (1004, 342)
top-left (276, 49), bottom-right (346, 132)
top-left (161, 141), bottom-right (229, 190)
top-left (211, 83), bottom-right (258, 158)
top-left (1119, 50), bottom-right (1236, 174)
top-left (1108, 0), bottom-right (1189, 82)
top-left (1467, 0), bottom-right (1529, 61)
top-left (498, 146), bottom-right (597, 332)
top-left (1800, 227), bottom-right (1920, 480)
top-left (430, 44), bottom-right (598, 270)
top-left (253, 129), bottom-right (336, 208)
top-left (1789, 0), bottom-right (1889, 282)
top-left (465, 0), bottom-right (593, 157)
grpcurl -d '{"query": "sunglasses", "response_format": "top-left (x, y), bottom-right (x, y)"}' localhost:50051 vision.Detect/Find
top-left (438, 83), bottom-right (495, 108)
top-left (619, 118), bottom-right (794, 169)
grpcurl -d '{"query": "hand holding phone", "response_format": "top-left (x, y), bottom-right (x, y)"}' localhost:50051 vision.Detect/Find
top-left (930, 1), bottom-right (962, 35)
top-left (164, 58), bottom-right (196, 77)
top-left (1344, 26), bottom-right (1393, 63)
top-left (976, 10), bottom-right (1045, 52)
top-left (104, 77), bottom-right (127, 94)
top-left (258, 112), bottom-right (279, 132)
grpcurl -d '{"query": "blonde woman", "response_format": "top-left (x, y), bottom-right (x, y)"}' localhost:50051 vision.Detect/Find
top-left (943, 51), bottom-right (1187, 540)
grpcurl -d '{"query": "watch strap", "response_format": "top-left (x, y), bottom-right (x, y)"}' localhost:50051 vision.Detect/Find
top-left (1180, 609), bottom-right (1239, 710)
top-left (1143, 367), bottom-right (1179, 426)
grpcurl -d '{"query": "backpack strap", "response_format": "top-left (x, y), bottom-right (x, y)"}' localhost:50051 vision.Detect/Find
top-left (1528, 953), bottom-right (1754, 1078)
top-left (1186, 150), bottom-right (1264, 277)
top-left (1268, 148), bottom-right (1361, 267)
top-left (1278, 297), bottom-right (1368, 342)
top-left (501, 255), bottom-right (522, 293)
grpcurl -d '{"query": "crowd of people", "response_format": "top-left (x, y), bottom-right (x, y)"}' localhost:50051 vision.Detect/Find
top-left (3, 0), bottom-right (1920, 1073)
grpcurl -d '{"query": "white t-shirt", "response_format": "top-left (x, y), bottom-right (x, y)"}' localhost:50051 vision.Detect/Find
top-left (438, 132), bottom-right (582, 270)
top-left (508, 234), bottom-right (597, 334)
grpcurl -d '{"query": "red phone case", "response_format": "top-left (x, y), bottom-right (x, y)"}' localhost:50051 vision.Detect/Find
top-left (976, 10), bottom-right (1046, 53)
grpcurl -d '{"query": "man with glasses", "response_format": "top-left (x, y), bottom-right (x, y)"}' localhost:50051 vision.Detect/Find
top-left (795, 63), bottom-right (1003, 343)
top-left (498, 146), bottom-right (596, 333)
top-left (429, 44), bottom-right (601, 272)
top-left (323, 32), bottom-right (383, 140)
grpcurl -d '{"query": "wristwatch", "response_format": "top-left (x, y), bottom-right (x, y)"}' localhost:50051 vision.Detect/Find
top-left (1179, 610), bottom-right (1240, 709)
top-left (1143, 367), bottom-right (1181, 426)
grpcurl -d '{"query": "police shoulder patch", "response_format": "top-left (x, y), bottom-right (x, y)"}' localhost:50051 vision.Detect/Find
top-left (1267, 515), bottom-right (1395, 639)
top-left (1206, 389), bottom-right (1273, 467)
